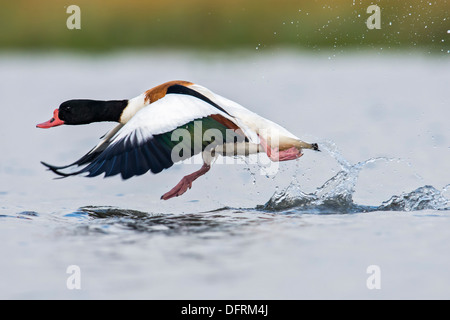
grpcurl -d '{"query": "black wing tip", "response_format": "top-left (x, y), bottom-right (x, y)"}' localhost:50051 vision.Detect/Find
top-left (40, 161), bottom-right (82, 178)
top-left (41, 161), bottom-right (65, 174)
top-left (41, 161), bottom-right (57, 169)
top-left (40, 133), bottom-right (176, 181)
top-left (311, 143), bottom-right (320, 151)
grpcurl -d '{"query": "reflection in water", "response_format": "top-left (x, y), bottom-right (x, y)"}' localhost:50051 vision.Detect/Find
top-left (76, 205), bottom-right (274, 236)
top-left (73, 181), bottom-right (450, 237)
top-left (63, 141), bottom-right (449, 237)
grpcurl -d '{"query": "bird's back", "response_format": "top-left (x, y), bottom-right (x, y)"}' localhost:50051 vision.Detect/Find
top-left (189, 84), bottom-right (300, 146)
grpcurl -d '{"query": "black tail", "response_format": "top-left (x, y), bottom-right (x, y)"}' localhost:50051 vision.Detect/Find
top-left (311, 143), bottom-right (320, 151)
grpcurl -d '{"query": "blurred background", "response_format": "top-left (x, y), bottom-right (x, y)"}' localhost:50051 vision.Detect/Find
top-left (1, 0), bottom-right (450, 300)
top-left (0, 0), bottom-right (448, 53)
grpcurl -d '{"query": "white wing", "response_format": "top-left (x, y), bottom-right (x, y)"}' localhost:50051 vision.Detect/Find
top-left (189, 84), bottom-right (300, 143)
top-left (112, 93), bottom-right (234, 142)
top-left (47, 93), bottom-right (248, 179)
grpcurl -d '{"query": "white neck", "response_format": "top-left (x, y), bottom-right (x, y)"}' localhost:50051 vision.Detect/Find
top-left (119, 94), bottom-right (148, 124)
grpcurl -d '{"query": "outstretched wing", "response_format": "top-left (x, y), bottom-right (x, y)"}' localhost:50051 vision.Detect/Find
top-left (42, 123), bottom-right (124, 172)
top-left (43, 92), bottom-right (248, 180)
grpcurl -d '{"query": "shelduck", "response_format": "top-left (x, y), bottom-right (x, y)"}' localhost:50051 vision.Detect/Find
top-left (37, 80), bottom-right (319, 200)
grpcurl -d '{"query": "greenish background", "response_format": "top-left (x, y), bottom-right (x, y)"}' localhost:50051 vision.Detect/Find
top-left (0, 0), bottom-right (448, 53)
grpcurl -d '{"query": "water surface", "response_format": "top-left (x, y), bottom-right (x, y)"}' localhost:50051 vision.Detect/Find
top-left (0, 51), bottom-right (449, 299)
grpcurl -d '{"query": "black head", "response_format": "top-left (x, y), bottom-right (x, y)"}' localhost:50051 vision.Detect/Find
top-left (37, 99), bottom-right (128, 128)
top-left (59, 100), bottom-right (127, 125)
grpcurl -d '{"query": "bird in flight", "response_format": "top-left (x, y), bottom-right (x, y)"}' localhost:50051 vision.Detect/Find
top-left (37, 80), bottom-right (319, 200)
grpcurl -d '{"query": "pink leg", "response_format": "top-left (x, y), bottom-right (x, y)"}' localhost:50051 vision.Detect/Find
top-left (161, 163), bottom-right (211, 200)
top-left (259, 136), bottom-right (303, 162)
top-left (277, 146), bottom-right (303, 161)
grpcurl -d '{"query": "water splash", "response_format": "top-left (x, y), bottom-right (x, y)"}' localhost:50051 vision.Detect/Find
top-left (259, 141), bottom-right (449, 213)
top-left (380, 185), bottom-right (449, 212)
